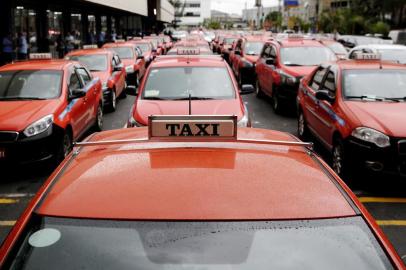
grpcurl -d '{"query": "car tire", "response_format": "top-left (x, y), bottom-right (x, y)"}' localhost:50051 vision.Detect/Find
top-left (53, 130), bottom-right (73, 168)
top-left (94, 104), bottom-right (103, 131)
top-left (297, 110), bottom-right (310, 140)
top-left (255, 80), bottom-right (265, 99)
top-left (107, 90), bottom-right (117, 112)
top-left (120, 82), bottom-right (127, 99)
top-left (332, 137), bottom-right (350, 181)
top-left (271, 86), bottom-right (283, 114)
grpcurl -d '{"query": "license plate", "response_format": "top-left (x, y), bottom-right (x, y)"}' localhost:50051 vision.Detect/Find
top-left (0, 148), bottom-right (5, 159)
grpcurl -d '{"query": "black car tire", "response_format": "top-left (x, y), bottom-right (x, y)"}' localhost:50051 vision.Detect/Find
top-left (255, 80), bottom-right (265, 99)
top-left (107, 90), bottom-right (117, 112)
top-left (272, 86), bottom-right (283, 114)
top-left (94, 104), bottom-right (103, 131)
top-left (297, 110), bottom-right (310, 140)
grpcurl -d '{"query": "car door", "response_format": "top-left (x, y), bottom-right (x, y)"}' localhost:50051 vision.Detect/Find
top-left (256, 44), bottom-right (271, 93)
top-left (314, 67), bottom-right (338, 147)
top-left (67, 68), bottom-right (87, 139)
top-left (135, 47), bottom-right (146, 78)
top-left (112, 55), bottom-right (125, 95)
top-left (302, 66), bottom-right (329, 140)
top-left (76, 67), bottom-right (97, 128)
top-left (262, 45), bottom-right (278, 95)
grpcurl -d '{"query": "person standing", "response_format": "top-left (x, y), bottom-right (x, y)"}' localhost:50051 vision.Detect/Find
top-left (65, 32), bottom-right (74, 53)
top-left (2, 32), bottom-right (15, 65)
top-left (17, 32), bottom-right (28, 60)
top-left (56, 35), bottom-right (65, 59)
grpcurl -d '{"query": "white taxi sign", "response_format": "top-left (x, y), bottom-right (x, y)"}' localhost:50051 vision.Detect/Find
top-left (352, 52), bottom-right (381, 60)
top-left (177, 48), bottom-right (200, 55)
top-left (148, 115), bottom-right (237, 140)
top-left (83, 44), bottom-right (98, 49)
top-left (29, 53), bottom-right (52, 60)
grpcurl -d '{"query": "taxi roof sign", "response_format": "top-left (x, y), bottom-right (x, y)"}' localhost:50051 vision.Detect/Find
top-left (115, 39), bottom-right (126, 43)
top-left (83, 44), bottom-right (99, 49)
top-left (177, 48), bottom-right (200, 55)
top-left (29, 53), bottom-right (52, 60)
top-left (352, 52), bottom-right (381, 60)
top-left (287, 34), bottom-right (304, 40)
top-left (148, 115), bottom-right (237, 140)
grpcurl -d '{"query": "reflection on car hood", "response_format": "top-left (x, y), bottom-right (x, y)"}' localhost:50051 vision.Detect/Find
top-left (135, 99), bottom-right (244, 125)
top-left (282, 66), bottom-right (316, 77)
top-left (345, 101), bottom-right (406, 137)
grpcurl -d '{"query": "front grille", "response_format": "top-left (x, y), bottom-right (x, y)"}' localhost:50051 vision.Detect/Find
top-left (398, 140), bottom-right (406, 155)
top-left (0, 131), bottom-right (19, 142)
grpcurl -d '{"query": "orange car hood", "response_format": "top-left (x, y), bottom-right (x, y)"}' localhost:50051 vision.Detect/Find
top-left (245, 55), bottom-right (259, 63)
top-left (282, 65), bottom-right (315, 77)
top-left (135, 99), bottom-right (244, 125)
top-left (345, 101), bottom-right (406, 137)
top-left (0, 99), bottom-right (60, 131)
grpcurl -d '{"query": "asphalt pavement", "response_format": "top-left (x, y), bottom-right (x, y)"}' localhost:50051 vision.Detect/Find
top-left (0, 92), bottom-right (405, 263)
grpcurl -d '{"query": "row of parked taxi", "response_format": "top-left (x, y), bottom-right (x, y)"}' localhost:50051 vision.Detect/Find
top-left (208, 31), bottom-right (406, 183)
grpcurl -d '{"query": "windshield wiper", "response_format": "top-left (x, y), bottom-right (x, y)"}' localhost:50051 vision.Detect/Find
top-left (173, 97), bottom-right (215, 100)
top-left (0, 97), bottom-right (47, 100)
top-left (284, 63), bottom-right (304, 66)
top-left (384, 97), bottom-right (406, 102)
top-left (346, 95), bottom-right (385, 101)
top-left (143, 97), bottom-right (170, 100)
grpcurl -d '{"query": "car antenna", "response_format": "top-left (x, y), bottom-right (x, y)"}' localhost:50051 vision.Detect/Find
top-left (188, 92), bottom-right (192, 115)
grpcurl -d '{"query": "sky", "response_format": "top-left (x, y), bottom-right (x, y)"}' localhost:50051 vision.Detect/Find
top-left (210, 0), bottom-right (280, 15)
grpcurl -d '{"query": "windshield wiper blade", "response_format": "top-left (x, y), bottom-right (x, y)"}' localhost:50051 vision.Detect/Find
top-left (173, 97), bottom-right (215, 100)
top-left (346, 95), bottom-right (385, 101)
top-left (284, 63), bottom-right (304, 66)
top-left (384, 97), bottom-right (406, 102)
top-left (0, 97), bottom-right (46, 100)
top-left (143, 97), bottom-right (170, 100)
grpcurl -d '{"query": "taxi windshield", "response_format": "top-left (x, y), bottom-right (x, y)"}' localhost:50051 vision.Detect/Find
top-left (7, 216), bottom-right (393, 270)
top-left (136, 44), bottom-right (151, 54)
top-left (326, 42), bottom-right (348, 55)
top-left (224, 38), bottom-right (237, 45)
top-left (68, 55), bottom-right (108, 71)
top-left (244, 42), bottom-right (264, 55)
top-left (0, 70), bottom-right (62, 100)
top-left (343, 69), bottom-right (406, 100)
top-left (109, 47), bottom-right (134, 59)
top-left (142, 67), bottom-right (235, 100)
top-left (378, 49), bottom-right (406, 64)
top-left (281, 46), bottom-right (337, 66)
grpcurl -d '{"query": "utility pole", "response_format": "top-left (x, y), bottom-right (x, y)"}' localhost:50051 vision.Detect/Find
top-left (255, 0), bottom-right (262, 30)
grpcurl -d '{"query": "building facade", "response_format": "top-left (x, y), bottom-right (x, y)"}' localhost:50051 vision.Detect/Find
top-left (177, 0), bottom-right (211, 28)
top-left (242, 6), bottom-right (280, 29)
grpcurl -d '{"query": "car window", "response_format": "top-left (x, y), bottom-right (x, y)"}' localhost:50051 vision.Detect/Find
top-left (269, 46), bottom-right (277, 59)
top-left (261, 45), bottom-right (271, 58)
top-left (108, 47), bottom-right (134, 59)
top-left (244, 42), bottom-right (265, 56)
top-left (310, 67), bottom-right (328, 90)
top-left (280, 46), bottom-right (337, 66)
top-left (69, 71), bottom-right (82, 91)
top-left (5, 216), bottom-right (393, 270)
top-left (322, 71), bottom-right (336, 93)
top-left (67, 55), bottom-right (108, 72)
top-left (136, 43), bottom-right (151, 54)
top-left (76, 68), bottom-right (92, 85)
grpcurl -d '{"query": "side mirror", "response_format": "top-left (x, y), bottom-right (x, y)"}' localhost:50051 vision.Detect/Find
top-left (235, 50), bottom-right (241, 56)
top-left (114, 63), bottom-right (123, 72)
top-left (152, 48), bottom-right (157, 53)
top-left (265, 58), bottom-right (276, 65)
top-left (316, 90), bottom-right (335, 102)
top-left (137, 55), bottom-right (145, 60)
top-left (69, 89), bottom-right (86, 100)
top-left (240, 84), bottom-right (255, 95)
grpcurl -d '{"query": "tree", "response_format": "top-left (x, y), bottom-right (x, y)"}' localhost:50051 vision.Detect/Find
top-left (206, 21), bottom-right (221, 30)
top-left (265, 11), bottom-right (282, 32)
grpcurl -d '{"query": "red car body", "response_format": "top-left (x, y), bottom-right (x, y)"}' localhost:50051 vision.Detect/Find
top-left (128, 40), bottom-right (155, 65)
top-left (297, 58), bottom-right (406, 179)
top-left (143, 36), bottom-right (165, 56)
top-left (0, 58), bottom-right (103, 165)
top-left (127, 55), bottom-right (252, 127)
top-left (66, 48), bottom-right (126, 111)
top-left (255, 36), bottom-right (337, 114)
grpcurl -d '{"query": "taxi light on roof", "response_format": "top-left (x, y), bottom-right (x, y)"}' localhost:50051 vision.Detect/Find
top-left (29, 53), bottom-right (52, 60)
top-left (148, 115), bottom-right (237, 140)
top-left (287, 34), bottom-right (304, 40)
top-left (83, 44), bottom-right (98, 49)
top-left (115, 39), bottom-right (126, 43)
top-left (352, 52), bottom-right (381, 60)
top-left (177, 48), bottom-right (200, 55)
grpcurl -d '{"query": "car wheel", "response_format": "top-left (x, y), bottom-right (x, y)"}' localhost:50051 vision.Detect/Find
top-left (54, 131), bottom-right (73, 167)
top-left (120, 82), bottom-right (127, 99)
top-left (332, 138), bottom-right (348, 179)
top-left (272, 87), bottom-right (283, 114)
top-left (297, 110), bottom-right (309, 140)
top-left (94, 105), bottom-right (103, 131)
top-left (255, 80), bottom-right (265, 98)
top-left (108, 90), bottom-right (117, 112)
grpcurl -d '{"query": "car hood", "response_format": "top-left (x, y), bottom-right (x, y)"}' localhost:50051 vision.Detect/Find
top-left (345, 101), bottom-right (406, 137)
top-left (282, 65), bottom-right (316, 77)
top-left (135, 99), bottom-right (244, 125)
top-left (122, 59), bottom-right (135, 67)
top-left (91, 71), bottom-right (110, 83)
top-left (0, 100), bottom-right (61, 132)
top-left (245, 55), bottom-right (259, 64)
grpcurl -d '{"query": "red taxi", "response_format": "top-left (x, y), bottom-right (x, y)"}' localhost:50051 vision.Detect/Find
top-left (229, 36), bottom-right (266, 85)
top-left (128, 40), bottom-right (155, 66)
top-left (143, 36), bottom-right (165, 56)
top-left (0, 53), bottom-right (103, 166)
top-left (219, 36), bottom-right (238, 63)
top-left (127, 54), bottom-right (253, 128)
top-left (159, 35), bottom-right (173, 51)
top-left (255, 35), bottom-right (337, 114)
top-left (0, 116), bottom-right (404, 269)
top-left (103, 42), bottom-right (146, 89)
top-left (297, 53), bottom-right (406, 180)
top-left (66, 46), bottom-right (126, 112)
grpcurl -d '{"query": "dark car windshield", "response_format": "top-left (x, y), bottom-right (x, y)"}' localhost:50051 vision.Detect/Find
top-left (0, 70), bottom-right (62, 100)
top-left (136, 43), bottom-right (151, 54)
top-left (343, 70), bottom-right (406, 100)
top-left (108, 47), bottom-right (134, 59)
top-left (281, 46), bottom-right (337, 66)
top-left (244, 42), bottom-right (264, 55)
top-left (142, 67), bottom-right (235, 100)
top-left (68, 54), bottom-right (108, 71)
top-left (6, 216), bottom-right (393, 270)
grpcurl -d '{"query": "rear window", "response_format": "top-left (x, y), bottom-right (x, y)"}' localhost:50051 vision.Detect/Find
top-left (5, 216), bottom-right (393, 270)
top-left (136, 43), bottom-right (151, 54)
top-left (68, 54), bottom-right (108, 71)
top-left (281, 46), bottom-right (337, 66)
top-left (108, 47), bottom-right (134, 59)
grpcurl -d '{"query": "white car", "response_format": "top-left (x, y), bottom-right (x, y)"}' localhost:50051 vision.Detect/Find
top-left (348, 44), bottom-right (406, 64)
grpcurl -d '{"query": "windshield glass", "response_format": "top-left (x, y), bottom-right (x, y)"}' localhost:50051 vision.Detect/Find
top-left (327, 42), bottom-right (348, 55)
top-left (68, 54), bottom-right (108, 71)
top-left (343, 69), bottom-right (406, 100)
top-left (224, 38), bottom-right (237, 45)
top-left (7, 216), bottom-right (392, 270)
top-left (109, 47), bottom-right (134, 59)
top-left (0, 70), bottom-right (62, 100)
top-left (281, 46), bottom-right (337, 66)
top-left (244, 42), bottom-right (264, 55)
top-left (142, 67), bottom-right (235, 100)
top-left (135, 43), bottom-right (151, 54)
top-left (379, 49), bottom-right (406, 64)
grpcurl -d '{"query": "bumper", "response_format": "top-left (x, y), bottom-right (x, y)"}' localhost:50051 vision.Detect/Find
top-left (345, 137), bottom-right (406, 178)
top-left (0, 125), bottom-right (63, 165)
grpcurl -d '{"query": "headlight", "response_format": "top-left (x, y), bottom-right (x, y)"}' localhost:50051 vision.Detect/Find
top-left (237, 106), bottom-right (250, 127)
top-left (23, 114), bottom-right (53, 137)
top-left (279, 71), bottom-right (297, 85)
top-left (351, 127), bottom-right (390, 148)
top-left (125, 65), bottom-right (135, 73)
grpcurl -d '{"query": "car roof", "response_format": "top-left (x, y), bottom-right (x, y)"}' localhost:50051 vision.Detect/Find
top-left (0, 59), bottom-right (72, 71)
top-left (151, 55), bottom-right (226, 67)
top-left (103, 42), bottom-right (136, 48)
top-left (36, 127), bottom-right (356, 220)
top-left (335, 59), bottom-right (406, 70)
top-left (66, 48), bottom-right (112, 56)
top-left (269, 38), bottom-right (325, 47)
top-left (351, 44), bottom-right (406, 50)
